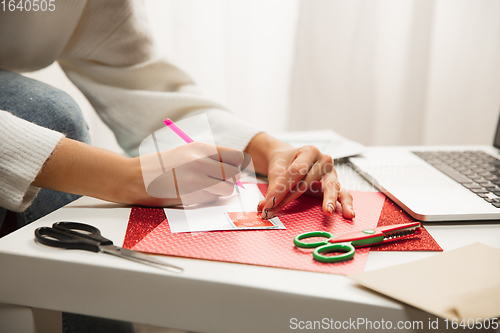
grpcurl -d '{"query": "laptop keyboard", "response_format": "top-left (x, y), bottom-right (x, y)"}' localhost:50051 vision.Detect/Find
top-left (413, 151), bottom-right (500, 208)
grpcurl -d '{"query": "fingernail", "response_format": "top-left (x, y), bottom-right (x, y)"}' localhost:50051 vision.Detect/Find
top-left (327, 203), bottom-right (334, 215)
top-left (265, 210), bottom-right (275, 219)
top-left (261, 197), bottom-right (277, 219)
top-left (351, 209), bottom-right (356, 218)
top-left (267, 197), bottom-right (276, 210)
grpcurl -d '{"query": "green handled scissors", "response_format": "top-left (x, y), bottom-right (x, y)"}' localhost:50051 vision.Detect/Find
top-left (293, 222), bottom-right (421, 263)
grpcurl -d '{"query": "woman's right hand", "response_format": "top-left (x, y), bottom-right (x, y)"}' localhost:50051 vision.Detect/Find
top-left (135, 142), bottom-right (244, 206)
top-left (32, 138), bottom-right (243, 208)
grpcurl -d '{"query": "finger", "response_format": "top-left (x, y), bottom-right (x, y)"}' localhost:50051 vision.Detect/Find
top-left (189, 155), bottom-right (241, 185)
top-left (257, 199), bottom-right (265, 213)
top-left (263, 156), bottom-right (328, 218)
top-left (203, 157), bottom-right (242, 181)
top-left (322, 176), bottom-right (355, 219)
top-left (207, 147), bottom-right (244, 184)
top-left (338, 187), bottom-right (355, 219)
top-left (263, 146), bottom-right (320, 216)
top-left (175, 165), bottom-right (230, 195)
top-left (218, 149), bottom-right (243, 186)
top-left (211, 146), bottom-right (244, 167)
top-left (321, 175), bottom-right (341, 217)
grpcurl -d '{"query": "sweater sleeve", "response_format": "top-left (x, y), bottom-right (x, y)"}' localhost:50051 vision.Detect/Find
top-left (58, 0), bottom-right (262, 156)
top-left (0, 111), bottom-right (64, 212)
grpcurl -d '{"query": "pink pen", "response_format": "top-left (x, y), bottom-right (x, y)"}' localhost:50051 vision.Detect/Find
top-left (164, 118), bottom-right (245, 189)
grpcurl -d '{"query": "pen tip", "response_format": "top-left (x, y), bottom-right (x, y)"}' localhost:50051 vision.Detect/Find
top-left (164, 118), bottom-right (173, 126)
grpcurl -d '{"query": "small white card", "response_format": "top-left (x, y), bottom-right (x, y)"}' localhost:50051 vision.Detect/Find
top-left (165, 184), bottom-right (286, 233)
top-left (225, 212), bottom-right (284, 230)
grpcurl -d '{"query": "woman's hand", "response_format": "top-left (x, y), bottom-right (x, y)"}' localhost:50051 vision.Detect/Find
top-left (33, 138), bottom-right (243, 207)
top-left (245, 133), bottom-right (355, 219)
top-left (34, 134), bottom-right (351, 215)
top-left (138, 142), bottom-right (244, 206)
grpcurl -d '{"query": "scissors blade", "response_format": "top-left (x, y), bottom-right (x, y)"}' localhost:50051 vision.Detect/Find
top-left (100, 245), bottom-right (183, 274)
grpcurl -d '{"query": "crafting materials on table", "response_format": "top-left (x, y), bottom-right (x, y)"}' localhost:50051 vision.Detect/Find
top-left (123, 185), bottom-right (442, 275)
top-left (293, 222), bottom-right (421, 263)
top-left (35, 222), bottom-right (182, 273)
top-left (126, 187), bottom-right (386, 275)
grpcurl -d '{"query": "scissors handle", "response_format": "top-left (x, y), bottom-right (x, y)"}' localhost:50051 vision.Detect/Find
top-left (293, 231), bottom-right (334, 248)
top-left (313, 243), bottom-right (356, 263)
top-left (52, 222), bottom-right (113, 246)
top-left (34, 227), bottom-right (101, 252)
top-left (293, 231), bottom-right (356, 263)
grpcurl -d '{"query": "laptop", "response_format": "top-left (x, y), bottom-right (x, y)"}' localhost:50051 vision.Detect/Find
top-left (349, 114), bottom-right (500, 222)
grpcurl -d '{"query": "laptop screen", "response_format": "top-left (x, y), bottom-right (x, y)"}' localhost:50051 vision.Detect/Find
top-left (495, 112), bottom-right (500, 149)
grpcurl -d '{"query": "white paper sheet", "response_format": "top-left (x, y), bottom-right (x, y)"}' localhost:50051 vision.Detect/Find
top-left (165, 184), bottom-right (285, 233)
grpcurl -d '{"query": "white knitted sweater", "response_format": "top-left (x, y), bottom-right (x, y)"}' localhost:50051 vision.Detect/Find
top-left (0, 0), bottom-right (261, 212)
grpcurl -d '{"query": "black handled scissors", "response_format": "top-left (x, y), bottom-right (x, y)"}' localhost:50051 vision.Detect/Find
top-left (34, 221), bottom-right (183, 274)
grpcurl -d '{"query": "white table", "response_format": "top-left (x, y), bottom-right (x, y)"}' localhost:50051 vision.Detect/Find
top-left (1, 163), bottom-right (499, 333)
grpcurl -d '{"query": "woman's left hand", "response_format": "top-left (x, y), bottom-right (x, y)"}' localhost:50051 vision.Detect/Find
top-left (245, 133), bottom-right (355, 220)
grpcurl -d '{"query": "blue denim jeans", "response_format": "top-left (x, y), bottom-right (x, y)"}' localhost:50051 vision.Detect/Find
top-left (0, 70), bottom-right (134, 333)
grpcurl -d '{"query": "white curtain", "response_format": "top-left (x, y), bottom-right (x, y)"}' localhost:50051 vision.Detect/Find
top-left (25, 0), bottom-right (500, 151)
top-left (290, 0), bottom-right (500, 146)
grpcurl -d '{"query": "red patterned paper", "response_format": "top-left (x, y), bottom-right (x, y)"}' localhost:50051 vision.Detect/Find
top-left (123, 186), bottom-right (442, 275)
top-left (372, 198), bottom-right (442, 251)
top-left (129, 185), bottom-right (386, 275)
top-left (123, 207), bottom-right (165, 249)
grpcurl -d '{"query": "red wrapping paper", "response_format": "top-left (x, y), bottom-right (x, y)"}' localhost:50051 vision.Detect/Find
top-left (123, 185), bottom-right (441, 275)
top-left (372, 197), bottom-right (442, 251)
top-left (126, 187), bottom-right (386, 275)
